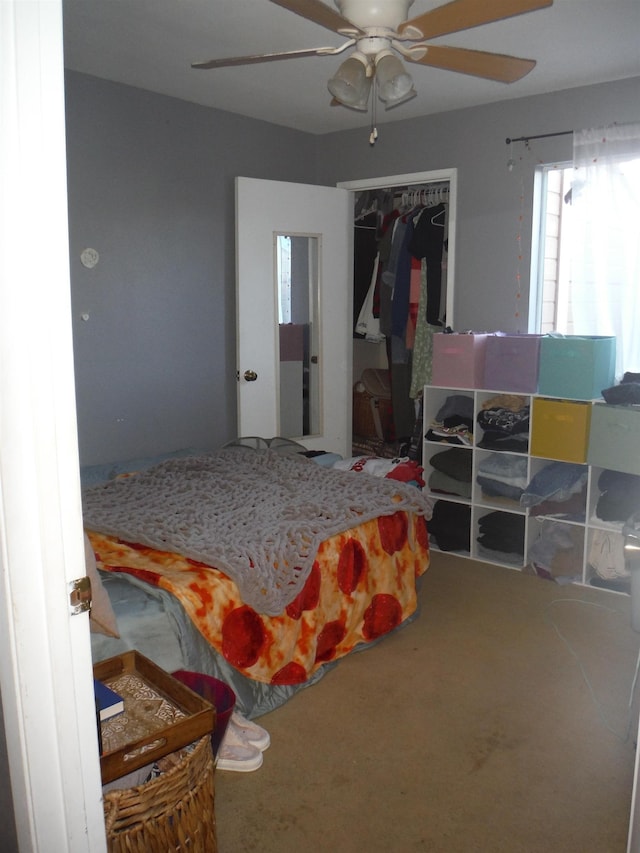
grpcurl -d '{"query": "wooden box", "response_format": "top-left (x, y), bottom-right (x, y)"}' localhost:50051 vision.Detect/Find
top-left (94, 650), bottom-right (215, 784)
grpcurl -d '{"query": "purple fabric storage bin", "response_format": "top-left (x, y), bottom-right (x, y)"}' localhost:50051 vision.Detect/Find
top-left (483, 334), bottom-right (541, 393)
top-left (431, 333), bottom-right (488, 389)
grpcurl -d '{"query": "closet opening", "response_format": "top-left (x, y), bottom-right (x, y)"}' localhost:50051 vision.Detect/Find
top-left (339, 170), bottom-right (458, 461)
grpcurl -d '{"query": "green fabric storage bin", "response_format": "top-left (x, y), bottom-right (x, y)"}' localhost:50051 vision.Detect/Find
top-left (588, 403), bottom-right (640, 475)
top-left (538, 335), bottom-right (616, 400)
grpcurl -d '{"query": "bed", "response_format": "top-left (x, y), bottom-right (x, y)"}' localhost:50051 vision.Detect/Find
top-left (83, 442), bottom-right (431, 718)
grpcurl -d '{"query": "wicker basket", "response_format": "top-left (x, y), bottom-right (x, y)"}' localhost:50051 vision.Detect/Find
top-left (103, 735), bottom-right (216, 852)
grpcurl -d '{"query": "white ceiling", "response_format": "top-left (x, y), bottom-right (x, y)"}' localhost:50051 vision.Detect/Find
top-left (62, 0), bottom-right (640, 136)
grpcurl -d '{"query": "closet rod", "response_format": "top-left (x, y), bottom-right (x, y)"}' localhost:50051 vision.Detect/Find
top-left (393, 183), bottom-right (450, 200)
top-left (505, 130), bottom-right (573, 145)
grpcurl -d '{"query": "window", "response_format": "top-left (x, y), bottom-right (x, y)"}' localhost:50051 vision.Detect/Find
top-left (530, 124), bottom-right (640, 378)
top-left (530, 164), bottom-right (573, 335)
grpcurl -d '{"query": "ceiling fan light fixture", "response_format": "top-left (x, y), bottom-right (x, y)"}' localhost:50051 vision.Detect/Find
top-left (375, 50), bottom-right (414, 105)
top-left (327, 52), bottom-right (371, 108)
top-left (382, 85), bottom-right (417, 111)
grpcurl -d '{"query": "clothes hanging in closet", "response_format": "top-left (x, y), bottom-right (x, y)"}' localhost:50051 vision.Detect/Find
top-left (408, 203), bottom-right (446, 326)
top-left (353, 210), bottom-right (379, 333)
top-left (352, 190), bottom-right (449, 440)
top-left (355, 253), bottom-right (384, 342)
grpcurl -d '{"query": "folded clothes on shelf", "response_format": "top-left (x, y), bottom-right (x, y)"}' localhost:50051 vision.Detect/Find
top-left (425, 394), bottom-right (474, 445)
top-left (429, 447), bottom-right (472, 482)
top-left (476, 394), bottom-right (530, 452)
top-left (428, 500), bottom-right (471, 552)
top-left (476, 511), bottom-right (525, 556)
top-left (476, 453), bottom-right (528, 502)
top-left (520, 462), bottom-right (588, 509)
top-left (595, 469), bottom-right (640, 522)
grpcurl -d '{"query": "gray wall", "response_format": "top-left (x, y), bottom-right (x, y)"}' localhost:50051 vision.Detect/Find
top-left (315, 76), bottom-right (640, 333)
top-left (65, 71), bottom-right (640, 466)
top-left (65, 71), bottom-right (319, 465)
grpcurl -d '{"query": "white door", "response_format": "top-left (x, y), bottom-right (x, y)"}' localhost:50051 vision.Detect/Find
top-left (1, 1), bottom-right (106, 849)
top-left (236, 177), bottom-right (352, 459)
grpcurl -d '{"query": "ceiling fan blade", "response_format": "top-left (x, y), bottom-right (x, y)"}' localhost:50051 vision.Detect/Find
top-left (269, 0), bottom-right (363, 35)
top-left (192, 47), bottom-right (329, 70)
top-left (407, 45), bottom-right (536, 83)
top-left (399, 0), bottom-right (552, 41)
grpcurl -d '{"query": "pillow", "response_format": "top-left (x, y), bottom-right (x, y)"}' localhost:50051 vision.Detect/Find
top-left (84, 533), bottom-right (120, 638)
top-left (80, 448), bottom-right (202, 487)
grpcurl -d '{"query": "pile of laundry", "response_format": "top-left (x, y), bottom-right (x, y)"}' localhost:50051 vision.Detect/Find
top-left (520, 461), bottom-right (588, 521)
top-left (601, 371), bottom-right (640, 405)
top-left (527, 519), bottom-right (585, 584)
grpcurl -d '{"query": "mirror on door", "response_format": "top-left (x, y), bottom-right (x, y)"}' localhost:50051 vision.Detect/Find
top-left (276, 233), bottom-right (320, 438)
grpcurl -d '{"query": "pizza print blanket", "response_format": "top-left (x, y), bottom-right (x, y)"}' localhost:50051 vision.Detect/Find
top-left (87, 510), bottom-right (429, 685)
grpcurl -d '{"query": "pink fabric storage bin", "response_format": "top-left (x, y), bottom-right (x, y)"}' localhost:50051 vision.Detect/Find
top-left (483, 334), bottom-right (541, 393)
top-left (431, 333), bottom-right (488, 389)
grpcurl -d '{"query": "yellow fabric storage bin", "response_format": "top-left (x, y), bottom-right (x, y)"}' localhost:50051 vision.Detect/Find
top-left (531, 398), bottom-right (592, 463)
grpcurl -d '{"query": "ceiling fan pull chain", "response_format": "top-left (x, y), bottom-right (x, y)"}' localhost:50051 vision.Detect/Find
top-left (369, 76), bottom-right (378, 146)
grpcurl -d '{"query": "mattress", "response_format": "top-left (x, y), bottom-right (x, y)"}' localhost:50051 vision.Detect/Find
top-left (86, 447), bottom-right (431, 717)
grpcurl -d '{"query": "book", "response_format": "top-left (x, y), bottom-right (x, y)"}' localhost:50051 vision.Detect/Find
top-left (94, 678), bottom-right (124, 722)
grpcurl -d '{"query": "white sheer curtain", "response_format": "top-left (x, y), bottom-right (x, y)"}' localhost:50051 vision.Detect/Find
top-left (570, 122), bottom-right (640, 378)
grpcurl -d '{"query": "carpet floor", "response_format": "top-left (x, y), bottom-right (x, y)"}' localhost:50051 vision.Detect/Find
top-left (215, 551), bottom-right (640, 853)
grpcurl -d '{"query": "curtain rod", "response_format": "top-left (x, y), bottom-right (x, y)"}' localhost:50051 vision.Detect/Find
top-left (505, 130), bottom-right (573, 144)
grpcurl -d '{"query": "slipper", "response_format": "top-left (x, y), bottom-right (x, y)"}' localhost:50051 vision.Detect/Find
top-left (229, 711), bottom-right (271, 751)
top-left (216, 725), bottom-right (264, 772)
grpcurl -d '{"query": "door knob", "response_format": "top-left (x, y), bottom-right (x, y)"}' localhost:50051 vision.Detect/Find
top-left (244, 370), bottom-right (258, 382)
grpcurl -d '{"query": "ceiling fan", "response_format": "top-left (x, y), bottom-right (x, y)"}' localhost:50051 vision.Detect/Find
top-left (192, 0), bottom-right (553, 112)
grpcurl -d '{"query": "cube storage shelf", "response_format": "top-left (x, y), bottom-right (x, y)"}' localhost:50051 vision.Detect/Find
top-left (423, 384), bottom-right (637, 589)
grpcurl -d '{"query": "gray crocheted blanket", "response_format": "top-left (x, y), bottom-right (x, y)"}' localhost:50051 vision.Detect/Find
top-left (82, 449), bottom-right (432, 616)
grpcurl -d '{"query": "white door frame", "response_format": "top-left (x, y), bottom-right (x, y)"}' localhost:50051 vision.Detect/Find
top-left (1, 1), bottom-right (106, 850)
top-left (338, 169), bottom-right (458, 328)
